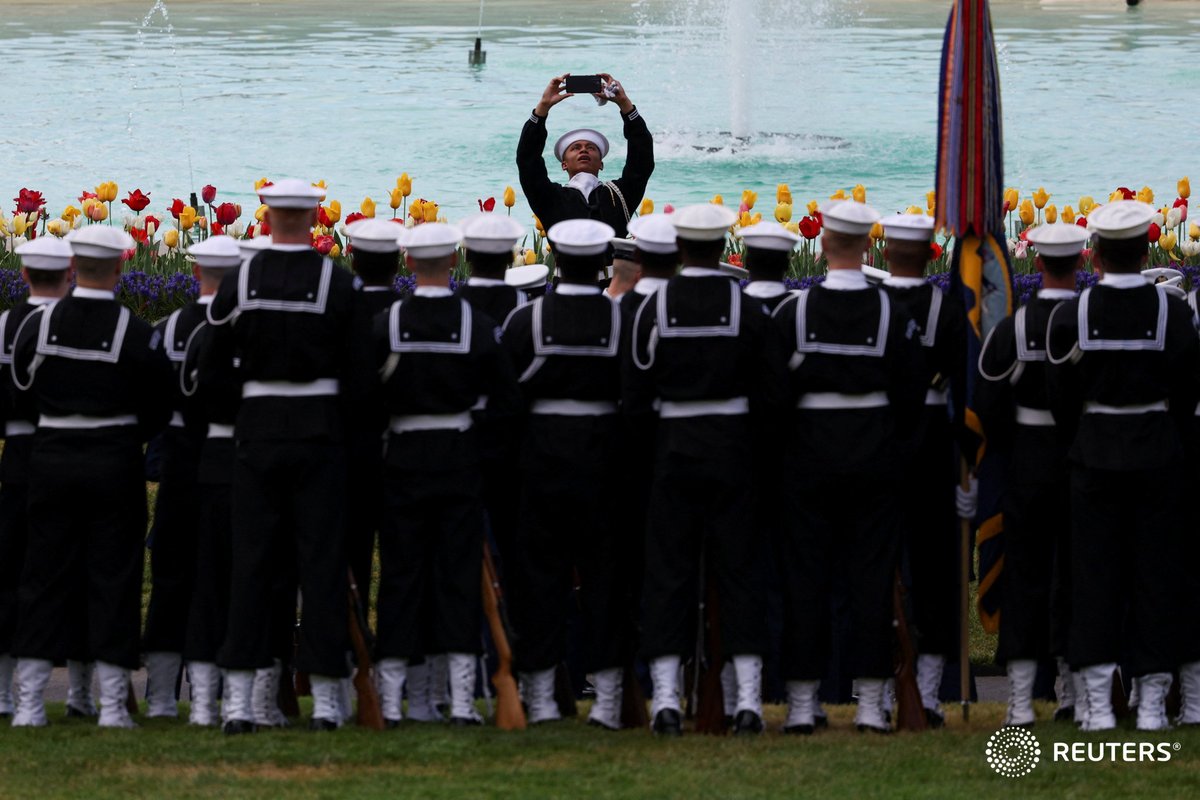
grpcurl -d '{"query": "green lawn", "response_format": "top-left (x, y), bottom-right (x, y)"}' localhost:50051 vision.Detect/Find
top-left (2, 701), bottom-right (1197, 799)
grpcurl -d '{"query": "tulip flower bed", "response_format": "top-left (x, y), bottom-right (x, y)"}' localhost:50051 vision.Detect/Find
top-left (1, 178), bottom-right (1194, 321)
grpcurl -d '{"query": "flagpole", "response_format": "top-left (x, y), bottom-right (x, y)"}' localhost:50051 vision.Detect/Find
top-left (959, 461), bottom-right (971, 723)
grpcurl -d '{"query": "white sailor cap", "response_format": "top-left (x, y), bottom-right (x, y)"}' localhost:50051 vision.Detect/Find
top-left (626, 214), bottom-right (679, 254)
top-left (553, 128), bottom-right (610, 161)
top-left (671, 204), bottom-right (737, 242)
top-left (1143, 267), bottom-right (1186, 299)
top-left (862, 265), bottom-right (891, 285)
top-left (460, 213), bottom-right (525, 254)
top-left (820, 200), bottom-right (881, 236)
top-left (187, 235), bottom-right (243, 268)
top-left (505, 263), bottom-right (550, 290)
top-left (15, 236), bottom-right (73, 270)
top-left (68, 225), bottom-right (136, 259)
top-left (400, 222), bottom-right (462, 260)
top-left (880, 214), bottom-right (935, 242)
top-left (718, 262), bottom-right (749, 279)
top-left (258, 178), bottom-right (324, 209)
top-left (237, 235), bottom-right (273, 256)
top-left (1026, 224), bottom-right (1090, 257)
top-left (737, 221), bottom-right (800, 252)
top-left (346, 218), bottom-right (403, 254)
top-left (610, 237), bottom-right (638, 260)
top-left (547, 219), bottom-right (615, 256)
top-left (1087, 200), bottom-right (1156, 240)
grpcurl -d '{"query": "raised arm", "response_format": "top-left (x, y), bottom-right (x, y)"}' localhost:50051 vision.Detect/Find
top-left (516, 75), bottom-right (575, 220)
top-left (599, 75), bottom-right (654, 204)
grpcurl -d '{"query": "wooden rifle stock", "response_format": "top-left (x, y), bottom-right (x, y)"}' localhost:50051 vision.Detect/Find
top-left (892, 571), bottom-right (929, 732)
top-left (481, 545), bottom-right (527, 730)
top-left (694, 568), bottom-right (727, 735)
top-left (619, 662), bottom-right (649, 729)
top-left (347, 568), bottom-right (384, 730)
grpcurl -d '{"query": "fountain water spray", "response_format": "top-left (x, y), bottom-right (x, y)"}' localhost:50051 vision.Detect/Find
top-left (727, 0), bottom-right (755, 140)
top-left (130, 0), bottom-right (196, 194)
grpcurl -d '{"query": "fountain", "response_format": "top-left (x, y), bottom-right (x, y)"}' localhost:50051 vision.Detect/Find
top-left (129, 0), bottom-right (196, 196)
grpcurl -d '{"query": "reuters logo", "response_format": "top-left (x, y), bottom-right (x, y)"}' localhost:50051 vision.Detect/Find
top-left (986, 726), bottom-right (1041, 778)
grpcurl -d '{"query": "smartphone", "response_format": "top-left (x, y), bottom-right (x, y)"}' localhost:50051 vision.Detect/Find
top-left (564, 75), bottom-right (603, 94)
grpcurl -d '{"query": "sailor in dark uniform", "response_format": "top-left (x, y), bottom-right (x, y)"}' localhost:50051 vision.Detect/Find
top-left (976, 223), bottom-right (1086, 728)
top-left (517, 74), bottom-right (653, 240)
top-left (10, 226), bottom-right (173, 728)
top-left (506, 264), bottom-right (550, 301)
top-left (740, 221), bottom-right (800, 314)
top-left (457, 214), bottom-right (529, 323)
top-left (877, 213), bottom-right (967, 728)
top-left (625, 203), bottom-right (786, 736)
top-left (604, 237), bottom-right (640, 300)
top-left (771, 200), bottom-right (925, 734)
top-left (0, 237), bottom-right (74, 722)
top-left (621, 215), bottom-right (679, 321)
top-left (1045, 200), bottom-right (1199, 731)
top-left (1181, 279), bottom-right (1200, 727)
top-left (207, 179), bottom-right (373, 734)
top-left (372, 223), bottom-right (521, 727)
top-left (170, 235), bottom-right (243, 726)
top-left (501, 219), bottom-right (625, 727)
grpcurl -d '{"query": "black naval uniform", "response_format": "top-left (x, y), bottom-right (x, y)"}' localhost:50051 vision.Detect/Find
top-left (1045, 277), bottom-right (1199, 676)
top-left (207, 246), bottom-right (371, 677)
top-left (11, 288), bottom-right (172, 669)
top-left (771, 273), bottom-right (925, 681)
top-left (141, 302), bottom-right (208, 658)
top-left (625, 267), bottom-right (786, 662)
top-left (502, 285), bottom-right (624, 674)
top-left (0, 297), bottom-right (56, 662)
top-left (976, 289), bottom-right (1076, 666)
top-left (1183, 290), bottom-right (1200, 672)
top-left (743, 281), bottom-right (794, 315)
top-left (517, 106), bottom-right (654, 239)
top-left (372, 289), bottom-right (520, 662)
top-left (882, 277), bottom-right (967, 662)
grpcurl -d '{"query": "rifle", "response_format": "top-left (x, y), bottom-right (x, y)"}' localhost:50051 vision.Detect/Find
top-left (692, 553), bottom-right (727, 735)
top-left (892, 571), bottom-right (929, 732)
top-left (347, 567), bottom-right (384, 730)
top-left (620, 661), bottom-right (649, 729)
top-left (481, 544), bottom-right (527, 730)
top-left (292, 589), bottom-right (312, 699)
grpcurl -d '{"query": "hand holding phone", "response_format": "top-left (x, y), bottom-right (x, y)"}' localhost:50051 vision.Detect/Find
top-left (563, 74), bottom-right (603, 95)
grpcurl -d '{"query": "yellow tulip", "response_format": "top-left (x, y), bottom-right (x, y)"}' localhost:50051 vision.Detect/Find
top-left (927, 190), bottom-right (937, 211)
top-left (870, 221), bottom-right (884, 240)
top-left (254, 177), bottom-right (271, 191)
top-left (423, 202), bottom-right (439, 224)
top-left (45, 218), bottom-right (69, 237)
top-left (1003, 187), bottom-right (1019, 212)
top-left (741, 190), bottom-right (757, 210)
top-left (750, 212), bottom-right (762, 225)
top-left (410, 198), bottom-right (425, 220)
top-left (503, 186), bottom-right (516, 208)
top-left (360, 197), bottom-right (375, 218)
top-left (785, 221), bottom-right (800, 235)
top-left (905, 205), bottom-right (923, 216)
top-left (95, 181), bottom-right (118, 203)
top-left (639, 198), bottom-right (654, 216)
top-left (711, 194), bottom-right (724, 205)
top-left (86, 201), bottom-right (107, 222)
top-left (1079, 196), bottom-right (1096, 216)
top-left (312, 179), bottom-right (327, 191)
top-left (524, 248), bottom-right (537, 265)
top-left (197, 217), bottom-right (208, 231)
top-left (852, 184), bottom-right (867, 203)
top-left (62, 205), bottom-right (81, 224)
top-left (330, 243), bottom-right (341, 258)
top-left (1108, 190), bottom-right (1125, 203)
top-left (806, 200), bottom-right (819, 216)
top-left (397, 173), bottom-right (412, 198)
top-left (326, 200), bottom-right (341, 224)
top-left (738, 211), bottom-right (752, 228)
top-left (1045, 204), bottom-right (1058, 224)
top-left (774, 202), bottom-right (792, 223)
top-left (1032, 187), bottom-right (1050, 210)
top-left (1160, 231), bottom-right (1178, 252)
top-left (829, 189), bottom-right (847, 201)
top-left (180, 207), bottom-right (197, 230)
top-left (389, 188), bottom-right (404, 211)
top-left (776, 184), bottom-right (792, 205)
top-left (255, 204), bottom-right (268, 222)
top-left (533, 214), bottom-right (544, 235)
top-left (1190, 223), bottom-right (1200, 240)
top-left (1137, 186), bottom-right (1154, 205)
top-left (1019, 199), bottom-right (1035, 226)
top-left (1062, 205), bottom-right (1076, 224)
top-left (1179, 177), bottom-right (1191, 200)
top-left (11, 214), bottom-right (26, 237)
top-left (163, 229), bottom-right (179, 249)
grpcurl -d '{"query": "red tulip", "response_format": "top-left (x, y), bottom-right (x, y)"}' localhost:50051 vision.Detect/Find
top-left (121, 189), bottom-right (151, 212)
top-left (168, 198), bottom-right (186, 219)
top-left (1116, 186), bottom-right (1135, 201)
top-left (727, 253), bottom-right (742, 267)
top-left (202, 184), bottom-right (217, 205)
top-left (215, 202), bottom-right (239, 226)
top-left (78, 189), bottom-right (97, 203)
top-left (318, 206), bottom-right (332, 227)
top-left (129, 226), bottom-right (148, 245)
top-left (1174, 197), bottom-right (1188, 222)
top-left (260, 221), bottom-right (272, 236)
top-left (14, 188), bottom-right (45, 214)
top-left (314, 235), bottom-right (335, 255)
top-left (211, 222), bottom-right (224, 236)
top-left (344, 212), bottom-right (366, 227)
top-left (930, 242), bottom-right (944, 260)
top-left (1147, 222), bottom-right (1161, 242)
top-left (798, 215), bottom-right (822, 240)
top-left (1076, 216), bottom-right (1088, 227)
top-left (144, 214), bottom-right (161, 233)
top-left (478, 197), bottom-right (496, 213)
top-left (246, 224), bottom-right (257, 238)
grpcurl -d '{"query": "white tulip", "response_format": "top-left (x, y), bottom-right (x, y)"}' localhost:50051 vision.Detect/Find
top-left (1166, 208), bottom-right (1182, 229)
top-left (1152, 212), bottom-right (1165, 227)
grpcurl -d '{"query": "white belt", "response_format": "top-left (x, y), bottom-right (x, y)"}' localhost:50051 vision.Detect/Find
top-left (39, 414), bottom-right (138, 430)
top-left (207, 423), bottom-right (234, 439)
top-left (242, 378), bottom-right (340, 399)
top-left (530, 399), bottom-right (618, 417)
top-left (389, 412), bottom-right (474, 434)
top-left (4, 421), bottom-right (35, 437)
top-left (658, 397), bottom-right (750, 419)
top-left (169, 411), bottom-right (185, 428)
top-left (1015, 406), bottom-right (1056, 427)
top-left (797, 391), bottom-right (889, 410)
top-left (1083, 400), bottom-right (1167, 415)
top-left (925, 388), bottom-right (948, 406)
top-left (1194, 401), bottom-right (1200, 417)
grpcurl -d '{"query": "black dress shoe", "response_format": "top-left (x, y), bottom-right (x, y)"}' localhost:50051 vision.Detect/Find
top-left (856, 723), bottom-right (891, 735)
top-left (925, 708), bottom-right (945, 729)
top-left (783, 723), bottom-right (814, 736)
top-left (732, 710), bottom-right (764, 736)
top-left (652, 708), bottom-right (682, 736)
top-left (1053, 706), bottom-right (1075, 722)
top-left (65, 705), bottom-right (93, 719)
top-left (223, 720), bottom-right (258, 736)
top-left (814, 712), bottom-right (828, 730)
top-left (0, 711), bottom-right (10, 720)
top-left (587, 717), bottom-right (620, 731)
top-left (450, 716), bottom-right (482, 727)
top-left (385, 718), bottom-right (402, 729)
top-left (308, 718), bottom-right (339, 731)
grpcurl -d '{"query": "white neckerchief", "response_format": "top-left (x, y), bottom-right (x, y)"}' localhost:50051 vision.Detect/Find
top-left (634, 276), bottom-right (669, 296)
top-left (555, 283), bottom-right (602, 296)
top-left (413, 286), bottom-right (453, 298)
top-left (269, 243), bottom-right (312, 252)
top-left (744, 281), bottom-right (787, 298)
top-left (680, 266), bottom-right (725, 278)
top-left (567, 172), bottom-right (600, 201)
top-left (1037, 288), bottom-right (1076, 300)
top-left (823, 269), bottom-right (869, 291)
top-left (73, 287), bottom-right (115, 300)
top-left (467, 277), bottom-right (507, 287)
top-left (883, 276), bottom-right (926, 288)
top-left (198, 294), bottom-right (216, 305)
top-left (362, 285), bottom-right (393, 292)
top-left (26, 296), bottom-right (57, 306)
top-left (1099, 273), bottom-right (1147, 289)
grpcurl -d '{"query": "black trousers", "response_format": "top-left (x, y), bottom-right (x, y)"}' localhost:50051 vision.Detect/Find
top-left (997, 474), bottom-right (1069, 663)
top-left (16, 436), bottom-right (146, 668)
top-left (781, 471), bottom-right (900, 681)
top-left (218, 440), bottom-right (348, 676)
top-left (509, 417), bottom-right (622, 674)
top-left (375, 465), bottom-right (484, 659)
top-left (640, 442), bottom-right (766, 660)
top-left (0, 481), bottom-right (28, 654)
top-left (345, 433), bottom-right (384, 602)
top-left (184, 476), bottom-right (231, 663)
top-left (143, 475), bottom-right (200, 654)
top-left (1069, 465), bottom-right (1183, 676)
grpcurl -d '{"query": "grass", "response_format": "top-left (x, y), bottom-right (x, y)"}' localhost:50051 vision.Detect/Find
top-left (2, 701), bottom-right (1197, 799)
